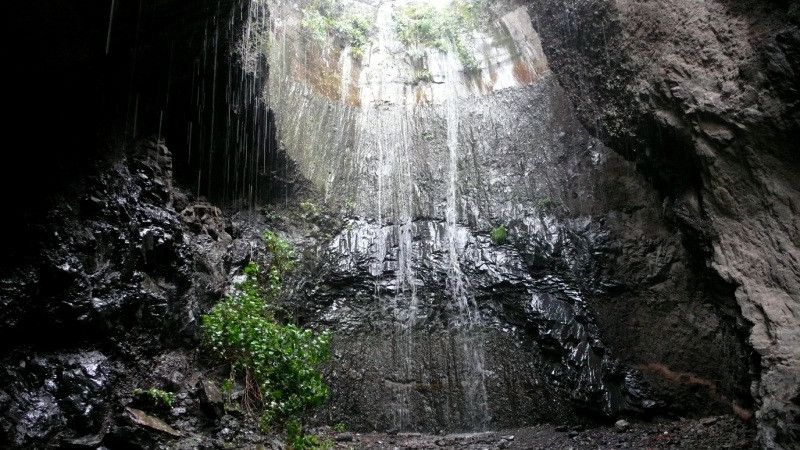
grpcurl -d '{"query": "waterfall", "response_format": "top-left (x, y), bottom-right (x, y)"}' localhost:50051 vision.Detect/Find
top-left (442, 47), bottom-right (490, 429)
top-left (258, 0), bottom-right (601, 432)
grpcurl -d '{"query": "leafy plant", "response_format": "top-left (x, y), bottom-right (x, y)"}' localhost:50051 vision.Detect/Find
top-left (263, 206), bottom-right (279, 222)
top-left (300, 0), bottom-right (375, 59)
top-left (333, 422), bottom-right (346, 432)
top-left (301, 9), bottom-right (333, 41)
top-left (133, 387), bottom-right (175, 408)
top-left (490, 224), bottom-right (507, 245)
top-left (393, 3), bottom-right (449, 53)
top-left (299, 200), bottom-right (320, 215)
top-left (220, 378), bottom-right (233, 394)
top-left (454, 39), bottom-right (479, 73)
top-left (392, 0), bottom-right (489, 71)
top-left (263, 229), bottom-right (296, 289)
top-left (336, 13), bottom-right (374, 59)
top-left (202, 230), bottom-right (329, 427)
top-left (350, 45), bottom-right (364, 60)
top-left (413, 69), bottom-right (434, 83)
top-left (286, 420), bottom-right (333, 449)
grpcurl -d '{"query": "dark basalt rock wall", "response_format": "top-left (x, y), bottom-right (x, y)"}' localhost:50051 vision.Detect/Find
top-left (261, 0), bottom-right (756, 434)
top-left (523, 0), bottom-right (800, 448)
top-left (3, 0), bottom-right (256, 346)
top-left (2, 0), bottom-right (257, 446)
top-left (0, 139), bottom-right (238, 447)
top-left (266, 76), bottom-right (755, 432)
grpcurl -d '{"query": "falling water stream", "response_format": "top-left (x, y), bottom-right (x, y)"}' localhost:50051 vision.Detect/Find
top-left (260, 0), bottom-right (541, 430)
top-left (241, 0), bottom-right (628, 432)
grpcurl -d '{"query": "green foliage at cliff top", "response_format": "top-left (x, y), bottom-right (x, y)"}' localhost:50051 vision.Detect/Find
top-left (392, 0), bottom-right (488, 70)
top-left (300, 0), bottom-right (375, 59)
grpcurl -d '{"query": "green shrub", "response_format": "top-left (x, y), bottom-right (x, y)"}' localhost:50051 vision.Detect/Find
top-left (286, 420), bottom-right (333, 449)
top-left (300, 0), bottom-right (375, 59)
top-left (301, 9), bottom-right (333, 41)
top-left (202, 231), bottom-right (329, 427)
top-left (413, 69), bottom-right (434, 83)
top-left (133, 387), bottom-right (175, 408)
top-left (393, 3), bottom-right (447, 52)
top-left (453, 38), bottom-right (479, 72)
top-left (220, 378), bottom-right (233, 394)
top-left (263, 229), bottom-right (296, 289)
top-left (336, 13), bottom-right (374, 58)
top-left (392, 0), bottom-right (489, 71)
top-left (299, 201), bottom-right (320, 215)
top-left (490, 224), bottom-right (507, 245)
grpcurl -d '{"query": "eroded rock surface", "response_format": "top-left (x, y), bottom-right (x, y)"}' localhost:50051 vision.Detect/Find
top-left (0, 140), bottom-right (235, 447)
top-left (261, 0), bottom-right (756, 434)
top-left (523, 0), bottom-right (799, 447)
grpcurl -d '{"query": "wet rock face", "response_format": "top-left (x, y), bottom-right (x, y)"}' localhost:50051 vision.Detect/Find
top-left (0, 0), bottom-right (788, 446)
top-left (0, 140), bottom-right (216, 351)
top-left (267, 71), bottom-right (752, 432)
top-left (0, 139), bottom-right (235, 447)
top-left (280, 174), bottom-right (753, 432)
top-left (262, 0), bottom-right (754, 431)
top-left (4, 0), bottom-right (258, 444)
top-left (523, 0), bottom-right (799, 447)
top-left (296, 218), bottom-right (656, 431)
top-left (0, 352), bottom-right (111, 447)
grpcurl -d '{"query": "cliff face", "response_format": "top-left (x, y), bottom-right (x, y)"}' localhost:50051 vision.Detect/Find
top-left (1, 0), bottom-right (797, 448)
top-left (523, 0), bottom-right (800, 447)
top-left (0, 139), bottom-right (240, 447)
top-left (262, 0), bottom-right (755, 433)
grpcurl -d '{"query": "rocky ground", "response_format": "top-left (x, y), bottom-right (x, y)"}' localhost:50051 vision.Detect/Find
top-left (310, 415), bottom-right (755, 450)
